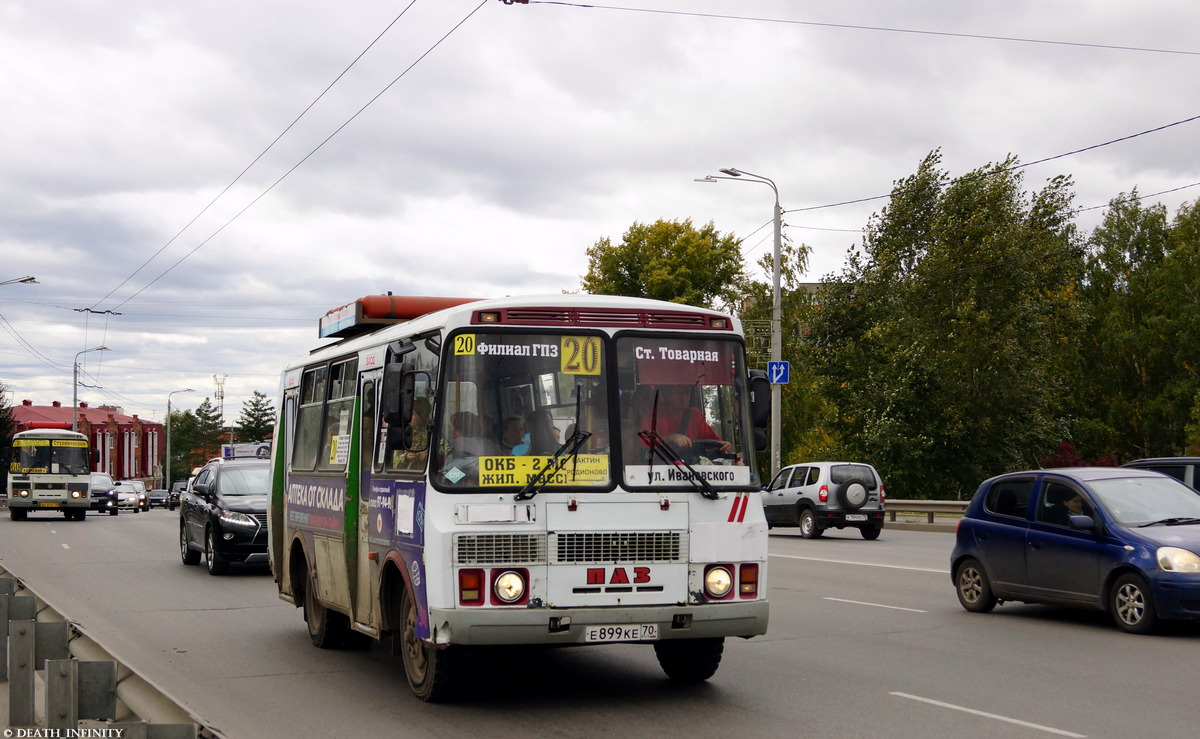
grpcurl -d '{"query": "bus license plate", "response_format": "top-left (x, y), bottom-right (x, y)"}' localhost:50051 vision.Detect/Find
top-left (38, 502), bottom-right (61, 508)
top-left (585, 624), bottom-right (658, 643)
top-left (845, 513), bottom-right (868, 522)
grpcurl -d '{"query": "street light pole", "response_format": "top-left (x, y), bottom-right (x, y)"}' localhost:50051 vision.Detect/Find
top-left (72, 346), bottom-right (109, 432)
top-left (696, 168), bottom-right (784, 479)
top-left (165, 388), bottom-right (194, 489)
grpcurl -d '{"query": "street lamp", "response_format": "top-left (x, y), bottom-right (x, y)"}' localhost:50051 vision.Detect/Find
top-left (165, 388), bottom-right (194, 490)
top-left (0, 275), bottom-right (38, 286)
top-left (696, 167), bottom-right (783, 478)
top-left (72, 346), bottom-right (109, 432)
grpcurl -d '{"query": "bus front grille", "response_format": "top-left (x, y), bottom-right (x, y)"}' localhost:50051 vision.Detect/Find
top-left (553, 532), bottom-right (685, 564)
top-left (454, 533), bottom-right (547, 565)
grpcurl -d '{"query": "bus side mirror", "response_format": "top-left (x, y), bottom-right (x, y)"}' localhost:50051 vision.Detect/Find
top-left (383, 362), bottom-right (416, 426)
top-left (748, 369), bottom-right (770, 429)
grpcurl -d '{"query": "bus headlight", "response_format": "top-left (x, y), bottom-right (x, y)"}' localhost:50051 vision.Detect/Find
top-left (493, 571), bottom-right (526, 604)
top-left (704, 565), bottom-right (733, 599)
top-left (16, 489), bottom-right (30, 498)
top-left (71, 490), bottom-right (83, 499)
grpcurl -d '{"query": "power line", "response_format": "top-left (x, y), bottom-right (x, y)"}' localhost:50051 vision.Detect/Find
top-left (89, 0), bottom-right (426, 312)
top-left (517, 2), bottom-right (1200, 57)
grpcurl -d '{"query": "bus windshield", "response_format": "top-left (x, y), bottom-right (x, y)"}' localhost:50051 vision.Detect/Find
top-left (434, 332), bottom-right (610, 490)
top-left (616, 335), bottom-right (759, 490)
top-left (13, 438), bottom-right (90, 475)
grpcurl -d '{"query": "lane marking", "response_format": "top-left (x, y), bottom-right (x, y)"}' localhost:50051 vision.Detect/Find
top-left (61, 543), bottom-right (70, 550)
top-left (891, 692), bottom-right (1086, 737)
top-left (824, 597), bottom-right (926, 613)
top-left (771, 553), bottom-right (949, 574)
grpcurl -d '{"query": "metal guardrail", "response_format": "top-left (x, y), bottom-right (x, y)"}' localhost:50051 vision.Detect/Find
top-left (886, 499), bottom-right (969, 524)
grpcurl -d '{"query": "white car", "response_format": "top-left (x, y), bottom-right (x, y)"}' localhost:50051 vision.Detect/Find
top-left (119, 480), bottom-right (150, 511)
top-left (762, 461), bottom-right (886, 539)
top-left (113, 483), bottom-right (148, 512)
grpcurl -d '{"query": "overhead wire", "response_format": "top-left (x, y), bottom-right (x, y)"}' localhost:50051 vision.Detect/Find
top-left (518, 2), bottom-right (1200, 57)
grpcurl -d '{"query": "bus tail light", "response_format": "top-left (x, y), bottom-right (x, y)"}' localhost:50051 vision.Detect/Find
top-left (491, 569), bottom-right (529, 606)
top-left (459, 569), bottom-right (484, 606)
top-left (703, 565), bottom-right (734, 600)
top-left (739, 564), bottom-right (759, 598)
top-left (819, 484), bottom-right (829, 502)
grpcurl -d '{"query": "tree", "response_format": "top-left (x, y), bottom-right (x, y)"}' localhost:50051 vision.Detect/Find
top-left (193, 397), bottom-right (225, 464)
top-left (1, 381), bottom-right (14, 493)
top-left (804, 151), bottom-right (1085, 498)
top-left (582, 218), bottom-right (744, 309)
top-left (1076, 194), bottom-right (1200, 459)
top-left (165, 409), bottom-right (200, 484)
top-left (237, 391), bottom-right (275, 443)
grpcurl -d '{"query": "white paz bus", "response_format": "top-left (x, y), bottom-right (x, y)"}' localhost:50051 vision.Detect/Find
top-left (8, 424), bottom-right (92, 521)
top-left (270, 294), bottom-right (771, 701)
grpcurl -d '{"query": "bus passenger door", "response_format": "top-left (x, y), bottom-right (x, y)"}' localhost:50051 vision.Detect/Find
top-left (356, 373), bottom-right (382, 629)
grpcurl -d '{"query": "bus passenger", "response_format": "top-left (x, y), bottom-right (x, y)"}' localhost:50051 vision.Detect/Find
top-left (526, 409), bottom-right (560, 454)
top-left (502, 416), bottom-right (530, 456)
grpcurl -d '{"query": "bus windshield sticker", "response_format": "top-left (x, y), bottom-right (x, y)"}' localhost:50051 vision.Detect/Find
top-left (624, 464), bottom-right (751, 488)
top-left (479, 455), bottom-right (608, 487)
top-left (560, 335), bottom-right (601, 375)
top-left (633, 340), bottom-right (734, 386)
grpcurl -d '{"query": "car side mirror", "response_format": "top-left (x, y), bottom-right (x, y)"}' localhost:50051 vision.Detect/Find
top-left (193, 482), bottom-right (209, 497)
top-left (1068, 514), bottom-right (1097, 533)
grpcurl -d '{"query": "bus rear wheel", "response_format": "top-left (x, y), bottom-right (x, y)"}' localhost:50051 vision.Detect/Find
top-left (397, 586), bottom-right (458, 702)
top-left (654, 637), bottom-right (724, 683)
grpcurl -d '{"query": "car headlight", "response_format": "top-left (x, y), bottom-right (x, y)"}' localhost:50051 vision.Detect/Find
top-left (219, 510), bottom-right (259, 530)
top-left (1157, 546), bottom-right (1200, 573)
top-left (493, 571), bottom-right (526, 603)
top-left (704, 565), bottom-right (734, 598)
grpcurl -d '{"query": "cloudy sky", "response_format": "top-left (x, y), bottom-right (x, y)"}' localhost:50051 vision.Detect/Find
top-left (2, 0), bottom-right (1197, 424)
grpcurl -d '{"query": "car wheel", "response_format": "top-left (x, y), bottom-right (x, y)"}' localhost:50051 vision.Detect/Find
top-left (1110, 573), bottom-right (1158, 634)
top-left (798, 508), bottom-right (822, 539)
top-left (205, 528), bottom-right (230, 575)
top-left (955, 558), bottom-right (997, 613)
top-left (837, 478), bottom-right (869, 510)
top-left (397, 585), bottom-right (460, 702)
top-left (654, 637), bottom-right (724, 683)
top-left (180, 523), bottom-right (200, 565)
top-left (109, 506), bottom-right (118, 516)
top-left (860, 524), bottom-right (882, 540)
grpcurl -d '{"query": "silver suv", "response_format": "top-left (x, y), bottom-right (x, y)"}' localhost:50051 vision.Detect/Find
top-left (762, 461), bottom-right (886, 539)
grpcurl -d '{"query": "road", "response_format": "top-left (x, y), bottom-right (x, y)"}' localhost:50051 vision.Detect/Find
top-left (2, 509), bottom-right (1198, 738)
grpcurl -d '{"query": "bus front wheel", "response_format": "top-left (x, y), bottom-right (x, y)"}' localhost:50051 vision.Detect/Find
top-left (397, 586), bottom-right (459, 702)
top-left (654, 637), bottom-right (724, 683)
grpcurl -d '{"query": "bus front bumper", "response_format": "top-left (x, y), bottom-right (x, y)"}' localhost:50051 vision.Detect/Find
top-left (427, 600), bottom-right (768, 646)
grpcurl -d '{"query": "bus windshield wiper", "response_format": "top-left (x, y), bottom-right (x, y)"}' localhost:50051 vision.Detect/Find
top-left (517, 386), bottom-right (591, 501)
top-left (637, 429), bottom-right (719, 500)
top-left (1137, 516), bottom-right (1200, 527)
top-left (515, 428), bottom-right (592, 501)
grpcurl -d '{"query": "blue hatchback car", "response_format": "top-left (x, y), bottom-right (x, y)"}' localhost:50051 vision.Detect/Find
top-left (952, 467), bottom-right (1200, 634)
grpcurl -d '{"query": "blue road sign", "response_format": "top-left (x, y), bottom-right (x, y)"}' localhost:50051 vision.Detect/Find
top-left (768, 360), bottom-right (790, 384)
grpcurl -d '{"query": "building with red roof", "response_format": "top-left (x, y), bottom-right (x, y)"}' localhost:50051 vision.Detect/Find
top-left (12, 400), bottom-right (164, 486)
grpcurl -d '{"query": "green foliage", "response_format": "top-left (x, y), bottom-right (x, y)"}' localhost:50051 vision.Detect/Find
top-left (0, 381), bottom-right (14, 491)
top-left (582, 218), bottom-right (744, 309)
top-left (191, 398), bottom-right (225, 467)
top-left (1076, 195), bottom-right (1200, 458)
top-left (804, 151), bottom-right (1085, 498)
top-left (236, 390), bottom-right (275, 443)
top-left (165, 409), bottom-right (199, 484)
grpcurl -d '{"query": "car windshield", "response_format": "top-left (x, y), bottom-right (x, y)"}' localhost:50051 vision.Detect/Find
top-left (220, 465), bottom-right (270, 495)
top-left (1087, 475), bottom-right (1200, 526)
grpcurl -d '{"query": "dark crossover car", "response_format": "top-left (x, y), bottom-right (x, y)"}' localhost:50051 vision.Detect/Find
top-left (1122, 457), bottom-right (1200, 491)
top-left (762, 461), bottom-right (886, 539)
top-left (168, 481), bottom-right (188, 510)
top-left (952, 467), bottom-right (1200, 634)
top-left (89, 472), bottom-right (119, 516)
top-left (179, 457), bottom-right (269, 575)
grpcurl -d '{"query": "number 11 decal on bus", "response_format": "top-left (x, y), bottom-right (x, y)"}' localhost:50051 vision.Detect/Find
top-left (270, 294), bottom-right (771, 701)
